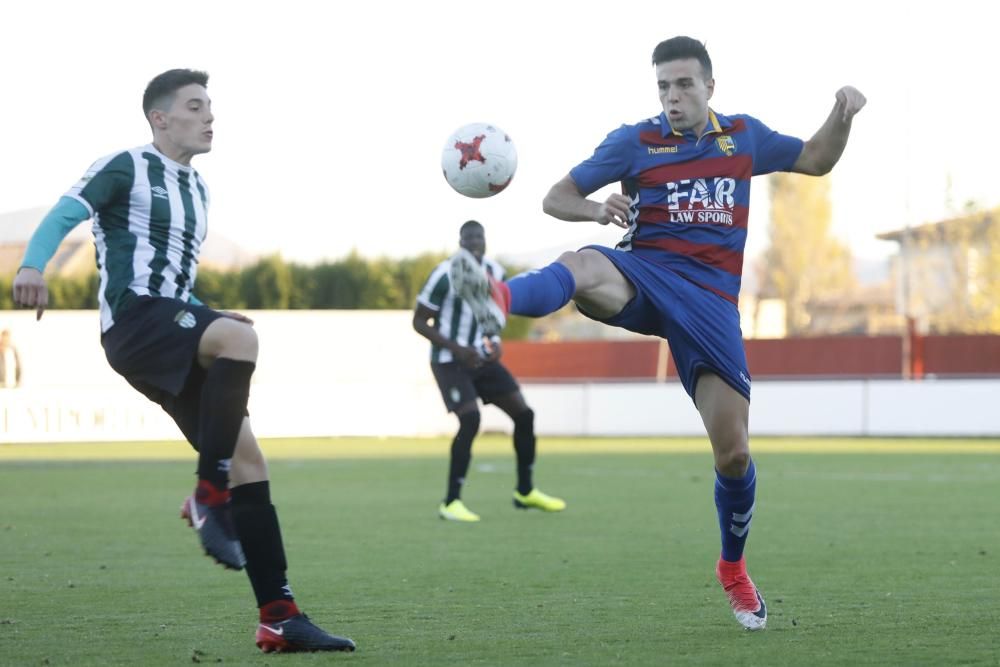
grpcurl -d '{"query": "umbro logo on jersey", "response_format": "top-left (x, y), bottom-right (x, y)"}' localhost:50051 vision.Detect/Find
top-left (174, 310), bottom-right (197, 329)
top-left (151, 186), bottom-right (169, 199)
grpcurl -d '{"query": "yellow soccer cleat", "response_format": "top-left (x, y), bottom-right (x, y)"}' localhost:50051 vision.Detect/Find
top-left (513, 489), bottom-right (567, 512)
top-left (438, 499), bottom-right (481, 522)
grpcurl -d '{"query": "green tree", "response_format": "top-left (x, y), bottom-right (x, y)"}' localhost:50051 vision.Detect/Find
top-left (241, 255), bottom-right (293, 309)
top-left (759, 173), bottom-right (854, 335)
top-left (47, 273), bottom-right (99, 309)
top-left (194, 268), bottom-right (245, 309)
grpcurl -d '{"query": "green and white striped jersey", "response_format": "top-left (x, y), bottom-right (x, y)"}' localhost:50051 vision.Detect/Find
top-left (417, 256), bottom-right (505, 363)
top-left (65, 144), bottom-right (209, 332)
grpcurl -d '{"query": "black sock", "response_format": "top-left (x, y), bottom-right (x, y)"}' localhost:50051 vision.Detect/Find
top-left (513, 409), bottom-right (536, 495)
top-left (445, 411), bottom-right (480, 503)
top-left (230, 481), bottom-right (294, 607)
top-left (196, 358), bottom-right (255, 486)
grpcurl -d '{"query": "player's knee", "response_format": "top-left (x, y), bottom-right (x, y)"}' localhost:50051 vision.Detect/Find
top-left (227, 323), bottom-right (259, 360)
top-left (556, 250), bottom-right (581, 267)
top-left (458, 410), bottom-right (481, 436)
top-left (513, 408), bottom-right (534, 431)
top-left (202, 318), bottom-right (259, 363)
top-left (715, 446), bottom-right (751, 477)
top-left (555, 251), bottom-right (588, 287)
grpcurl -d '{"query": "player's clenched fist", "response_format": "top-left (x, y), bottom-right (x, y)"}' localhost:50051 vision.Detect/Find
top-left (835, 86), bottom-right (866, 122)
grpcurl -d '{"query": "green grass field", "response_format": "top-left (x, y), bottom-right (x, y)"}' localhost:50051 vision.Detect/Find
top-left (1, 436), bottom-right (999, 666)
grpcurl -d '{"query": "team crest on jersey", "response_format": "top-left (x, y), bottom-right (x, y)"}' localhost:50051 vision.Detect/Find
top-left (716, 136), bottom-right (736, 156)
top-left (174, 310), bottom-right (197, 329)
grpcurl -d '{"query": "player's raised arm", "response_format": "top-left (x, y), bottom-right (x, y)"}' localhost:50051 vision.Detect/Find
top-left (542, 174), bottom-right (631, 229)
top-left (13, 196), bottom-right (92, 320)
top-left (792, 85), bottom-right (867, 176)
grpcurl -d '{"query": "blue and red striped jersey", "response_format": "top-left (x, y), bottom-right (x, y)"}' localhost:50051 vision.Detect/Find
top-left (569, 110), bottom-right (803, 304)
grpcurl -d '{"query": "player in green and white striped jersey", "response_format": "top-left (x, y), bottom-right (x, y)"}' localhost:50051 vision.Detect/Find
top-left (64, 138), bottom-right (210, 333)
top-left (413, 221), bottom-right (567, 522)
top-left (12, 69), bottom-right (354, 653)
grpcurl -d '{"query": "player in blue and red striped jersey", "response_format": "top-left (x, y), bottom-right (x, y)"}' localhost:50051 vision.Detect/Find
top-left (449, 35), bottom-right (866, 631)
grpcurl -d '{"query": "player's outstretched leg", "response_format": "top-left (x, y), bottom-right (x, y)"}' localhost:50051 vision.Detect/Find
top-left (449, 249), bottom-right (578, 335)
top-left (448, 248), bottom-right (509, 334)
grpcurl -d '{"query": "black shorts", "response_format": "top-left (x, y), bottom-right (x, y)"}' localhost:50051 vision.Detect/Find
top-left (431, 361), bottom-right (520, 413)
top-left (101, 296), bottom-right (225, 447)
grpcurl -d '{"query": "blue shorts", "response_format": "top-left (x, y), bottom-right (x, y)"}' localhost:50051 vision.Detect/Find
top-left (579, 245), bottom-right (751, 402)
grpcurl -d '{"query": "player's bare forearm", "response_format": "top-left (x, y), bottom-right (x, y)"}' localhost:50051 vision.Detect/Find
top-left (793, 86), bottom-right (866, 176)
top-left (542, 176), bottom-right (602, 222)
top-left (544, 175), bottom-right (631, 229)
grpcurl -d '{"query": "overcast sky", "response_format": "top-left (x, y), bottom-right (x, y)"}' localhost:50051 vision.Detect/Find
top-left (2, 0), bottom-right (996, 266)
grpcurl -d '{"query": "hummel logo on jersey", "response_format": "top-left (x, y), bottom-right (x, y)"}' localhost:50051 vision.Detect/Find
top-left (151, 186), bottom-right (169, 199)
top-left (259, 624), bottom-right (284, 636)
top-left (174, 310), bottom-right (197, 329)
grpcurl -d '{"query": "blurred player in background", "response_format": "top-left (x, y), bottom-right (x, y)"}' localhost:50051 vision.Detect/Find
top-left (12, 69), bottom-right (355, 653)
top-left (450, 37), bottom-right (865, 629)
top-left (413, 220), bottom-right (566, 522)
top-left (0, 329), bottom-right (22, 388)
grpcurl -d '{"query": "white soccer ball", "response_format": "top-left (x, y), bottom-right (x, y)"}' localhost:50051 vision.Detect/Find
top-left (441, 123), bottom-right (517, 198)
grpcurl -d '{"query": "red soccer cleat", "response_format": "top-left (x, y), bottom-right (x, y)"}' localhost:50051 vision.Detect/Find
top-left (716, 556), bottom-right (767, 630)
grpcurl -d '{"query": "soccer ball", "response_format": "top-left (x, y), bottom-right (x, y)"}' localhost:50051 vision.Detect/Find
top-left (441, 123), bottom-right (517, 198)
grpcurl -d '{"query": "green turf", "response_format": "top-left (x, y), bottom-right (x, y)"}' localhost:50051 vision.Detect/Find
top-left (1, 437), bottom-right (998, 666)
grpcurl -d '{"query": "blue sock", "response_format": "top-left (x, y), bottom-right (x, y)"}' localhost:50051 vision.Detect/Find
top-left (506, 262), bottom-right (576, 317)
top-left (715, 459), bottom-right (756, 562)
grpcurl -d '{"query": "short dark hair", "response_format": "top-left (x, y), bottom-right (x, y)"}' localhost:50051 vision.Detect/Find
top-left (142, 69), bottom-right (209, 118)
top-left (460, 220), bottom-right (483, 235)
top-left (651, 37), bottom-right (712, 79)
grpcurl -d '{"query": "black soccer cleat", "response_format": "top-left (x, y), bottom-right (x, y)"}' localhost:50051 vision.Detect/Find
top-left (256, 614), bottom-right (357, 653)
top-left (180, 491), bottom-right (246, 571)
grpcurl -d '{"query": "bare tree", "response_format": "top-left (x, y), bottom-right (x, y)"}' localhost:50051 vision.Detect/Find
top-left (759, 173), bottom-right (854, 335)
